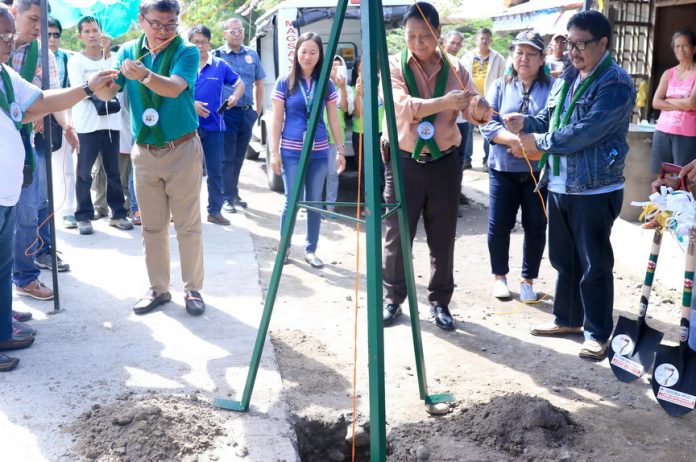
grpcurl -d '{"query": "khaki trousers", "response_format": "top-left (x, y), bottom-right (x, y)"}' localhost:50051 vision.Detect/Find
top-left (131, 136), bottom-right (204, 293)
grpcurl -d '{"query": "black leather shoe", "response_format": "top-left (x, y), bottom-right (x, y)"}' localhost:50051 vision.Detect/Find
top-left (0, 353), bottom-right (19, 372)
top-left (383, 303), bottom-right (402, 326)
top-left (0, 333), bottom-right (35, 351)
top-left (235, 196), bottom-right (248, 209)
top-left (185, 290), bottom-right (206, 316)
top-left (431, 305), bottom-right (455, 331)
top-left (133, 289), bottom-right (172, 315)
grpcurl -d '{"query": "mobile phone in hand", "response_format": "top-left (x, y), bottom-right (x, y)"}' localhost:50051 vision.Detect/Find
top-left (217, 100), bottom-right (229, 114)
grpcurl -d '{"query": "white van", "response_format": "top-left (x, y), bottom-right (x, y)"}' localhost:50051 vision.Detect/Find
top-left (248, 0), bottom-right (411, 191)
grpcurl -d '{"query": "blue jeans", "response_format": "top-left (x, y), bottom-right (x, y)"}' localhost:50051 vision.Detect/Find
top-left (548, 189), bottom-right (623, 342)
top-left (75, 130), bottom-right (126, 222)
top-left (13, 148), bottom-right (41, 288)
top-left (0, 205), bottom-right (16, 341)
top-left (128, 170), bottom-right (138, 213)
top-left (488, 169), bottom-right (547, 279)
top-left (456, 122), bottom-right (473, 164)
top-left (281, 155), bottom-right (328, 253)
top-left (199, 129), bottom-right (225, 214)
top-left (35, 144), bottom-right (52, 255)
top-left (325, 144), bottom-right (339, 206)
top-left (222, 108), bottom-right (257, 202)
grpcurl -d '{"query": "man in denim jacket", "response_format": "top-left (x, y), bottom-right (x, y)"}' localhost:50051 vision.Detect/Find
top-left (506, 10), bottom-right (636, 360)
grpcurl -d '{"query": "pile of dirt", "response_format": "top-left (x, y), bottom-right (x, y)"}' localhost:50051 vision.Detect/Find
top-left (388, 394), bottom-right (581, 461)
top-left (461, 394), bottom-right (580, 458)
top-left (67, 393), bottom-right (227, 461)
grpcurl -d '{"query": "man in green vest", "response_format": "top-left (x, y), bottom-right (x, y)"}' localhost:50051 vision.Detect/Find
top-left (95, 0), bottom-right (205, 316)
top-left (9, 0), bottom-right (75, 304)
top-left (382, 2), bottom-right (491, 331)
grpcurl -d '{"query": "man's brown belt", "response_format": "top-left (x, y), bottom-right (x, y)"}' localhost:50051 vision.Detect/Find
top-left (137, 131), bottom-right (197, 151)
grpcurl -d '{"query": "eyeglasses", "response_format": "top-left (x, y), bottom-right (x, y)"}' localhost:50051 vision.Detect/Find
top-left (142, 16), bottom-right (178, 32)
top-left (190, 39), bottom-right (209, 46)
top-left (565, 38), bottom-right (599, 51)
top-left (47, 32), bottom-right (61, 39)
top-left (0, 32), bottom-right (18, 43)
top-left (225, 27), bottom-right (244, 35)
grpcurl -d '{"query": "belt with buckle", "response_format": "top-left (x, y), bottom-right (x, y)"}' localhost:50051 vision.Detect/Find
top-left (401, 146), bottom-right (457, 163)
top-left (231, 105), bottom-right (253, 111)
top-left (137, 131), bottom-right (197, 151)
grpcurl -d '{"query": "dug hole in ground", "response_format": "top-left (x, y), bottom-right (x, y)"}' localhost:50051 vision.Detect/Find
top-left (240, 144), bottom-right (694, 461)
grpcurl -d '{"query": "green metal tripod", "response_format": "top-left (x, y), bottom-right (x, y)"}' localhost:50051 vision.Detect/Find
top-left (214, 0), bottom-right (453, 459)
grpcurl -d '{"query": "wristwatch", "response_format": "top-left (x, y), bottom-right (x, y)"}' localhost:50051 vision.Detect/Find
top-left (82, 82), bottom-right (95, 97)
top-left (140, 70), bottom-right (152, 84)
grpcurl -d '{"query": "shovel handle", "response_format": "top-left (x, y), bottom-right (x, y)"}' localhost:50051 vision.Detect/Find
top-left (639, 228), bottom-right (663, 320)
top-left (678, 229), bottom-right (696, 349)
top-left (660, 162), bottom-right (688, 192)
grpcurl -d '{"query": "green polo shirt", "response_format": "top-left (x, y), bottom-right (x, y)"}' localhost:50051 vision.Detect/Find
top-left (114, 36), bottom-right (199, 144)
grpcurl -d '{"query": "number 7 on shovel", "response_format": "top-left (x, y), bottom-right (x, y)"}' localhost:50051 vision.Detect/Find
top-left (607, 227), bottom-right (664, 382)
top-left (651, 227), bottom-right (696, 417)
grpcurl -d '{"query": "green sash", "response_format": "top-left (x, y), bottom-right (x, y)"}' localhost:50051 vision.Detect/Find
top-left (401, 48), bottom-right (449, 160)
top-left (0, 65), bottom-right (21, 130)
top-left (7, 41), bottom-right (39, 171)
top-left (539, 53), bottom-right (613, 175)
top-left (135, 34), bottom-right (182, 147)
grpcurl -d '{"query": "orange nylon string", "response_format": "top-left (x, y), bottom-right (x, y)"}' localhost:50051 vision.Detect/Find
top-left (350, 78), bottom-right (365, 462)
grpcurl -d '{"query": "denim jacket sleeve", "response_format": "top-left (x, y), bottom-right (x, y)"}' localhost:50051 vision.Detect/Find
top-left (533, 71), bottom-right (636, 156)
top-left (480, 78), bottom-right (505, 143)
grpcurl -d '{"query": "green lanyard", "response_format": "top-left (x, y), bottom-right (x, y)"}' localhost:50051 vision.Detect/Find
top-left (8, 41), bottom-right (39, 171)
top-left (135, 34), bottom-right (182, 147)
top-left (401, 48), bottom-right (449, 160)
top-left (7, 40), bottom-right (38, 132)
top-left (0, 65), bottom-right (21, 130)
top-left (539, 53), bottom-right (613, 175)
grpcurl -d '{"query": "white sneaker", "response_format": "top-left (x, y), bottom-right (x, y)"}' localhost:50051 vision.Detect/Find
top-left (519, 282), bottom-right (538, 303)
top-left (492, 279), bottom-right (511, 299)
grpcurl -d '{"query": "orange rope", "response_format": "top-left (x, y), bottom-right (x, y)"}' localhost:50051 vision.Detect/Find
top-left (350, 67), bottom-right (365, 462)
top-left (25, 132), bottom-right (72, 257)
top-left (135, 0), bottom-right (242, 60)
top-left (520, 148), bottom-right (548, 218)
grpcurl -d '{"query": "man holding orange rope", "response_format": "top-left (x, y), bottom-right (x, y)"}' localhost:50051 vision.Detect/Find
top-left (96, 0), bottom-right (206, 317)
top-left (506, 11), bottom-right (636, 360)
top-left (382, 2), bottom-right (492, 331)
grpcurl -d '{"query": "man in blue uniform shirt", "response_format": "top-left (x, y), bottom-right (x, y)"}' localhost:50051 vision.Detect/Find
top-left (215, 16), bottom-right (265, 213)
top-left (190, 24), bottom-right (243, 225)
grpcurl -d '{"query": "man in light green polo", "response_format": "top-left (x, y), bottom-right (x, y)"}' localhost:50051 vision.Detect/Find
top-left (95, 0), bottom-right (205, 316)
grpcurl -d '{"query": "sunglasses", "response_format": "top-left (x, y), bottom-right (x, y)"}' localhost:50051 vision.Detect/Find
top-left (48, 32), bottom-right (61, 38)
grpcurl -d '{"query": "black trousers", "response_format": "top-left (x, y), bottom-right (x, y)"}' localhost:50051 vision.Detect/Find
top-left (548, 189), bottom-right (623, 342)
top-left (382, 152), bottom-right (461, 307)
top-left (75, 130), bottom-right (126, 222)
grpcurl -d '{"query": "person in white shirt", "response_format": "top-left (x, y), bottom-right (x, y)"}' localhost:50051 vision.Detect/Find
top-left (67, 16), bottom-right (130, 235)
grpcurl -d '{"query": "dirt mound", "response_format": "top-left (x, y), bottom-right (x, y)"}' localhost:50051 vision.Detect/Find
top-left (67, 393), bottom-right (227, 461)
top-left (463, 394), bottom-right (579, 455)
top-left (388, 394), bottom-right (581, 461)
